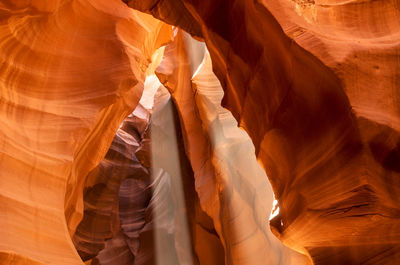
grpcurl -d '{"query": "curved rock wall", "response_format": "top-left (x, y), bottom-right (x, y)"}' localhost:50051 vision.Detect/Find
top-left (155, 30), bottom-right (311, 265)
top-left (0, 1), bottom-right (171, 264)
top-left (1, 0), bottom-right (399, 264)
top-left (127, 0), bottom-right (400, 264)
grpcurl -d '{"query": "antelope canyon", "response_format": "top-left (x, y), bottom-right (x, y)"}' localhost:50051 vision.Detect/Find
top-left (0, 0), bottom-right (399, 264)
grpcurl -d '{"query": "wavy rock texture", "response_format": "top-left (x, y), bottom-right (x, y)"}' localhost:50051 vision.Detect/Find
top-left (262, 0), bottom-right (400, 131)
top-left (128, 1), bottom-right (400, 264)
top-left (1, 0), bottom-right (399, 264)
top-left (75, 102), bottom-right (185, 265)
top-left (72, 108), bottom-right (150, 263)
top-left (155, 30), bottom-right (311, 265)
top-left (0, 1), bottom-right (171, 264)
top-left (71, 75), bottom-right (225, 265)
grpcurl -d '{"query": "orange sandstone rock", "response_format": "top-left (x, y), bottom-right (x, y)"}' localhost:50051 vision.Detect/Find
top-left (0, 1), bottom-right (171, 264)
top-left (128, 1), bottom-right (400, 264)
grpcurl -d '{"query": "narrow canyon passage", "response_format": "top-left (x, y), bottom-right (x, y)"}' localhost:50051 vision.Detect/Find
top-left (72, 32), bottom-right (303, 265)
top-left (0, 0), bottom-right (399, 265)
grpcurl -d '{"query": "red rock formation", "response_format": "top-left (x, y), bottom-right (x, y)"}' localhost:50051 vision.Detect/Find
top-left (72, 109), bottom-right (150, 263)
top-left (155, 30), bottom-right (311, 265)
top-left (0, 1), bottom-right (171, 264)
top-left (1, 0), bottom-right (399, 264)
top-left (71, 68), bottom-right (225, 265)
top-left (128, 1), bottom-right (400, 264)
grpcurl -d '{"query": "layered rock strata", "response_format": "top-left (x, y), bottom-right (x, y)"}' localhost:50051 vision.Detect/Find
top-left (1, 0), bottom-right (399, 264)
top-left (128, 1), bottom-right (400, 264)
top-left (0, 1), bottom-right (171, 264)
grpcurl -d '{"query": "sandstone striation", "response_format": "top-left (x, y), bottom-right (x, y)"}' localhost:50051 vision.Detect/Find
top-left (155, 29), bottom-right (311, 265)
top-left (0, 1), bottom-right (171, 264)
top-left (1, 0), bottom-right (399, 264)
top-left (128, 1), bottom-right (400, 264)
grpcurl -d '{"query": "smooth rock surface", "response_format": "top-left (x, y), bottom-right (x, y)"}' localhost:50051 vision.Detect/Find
top-left (128, 1), bottom-right (400, 264)
top-left (0, 1), bottom-right (171, 264)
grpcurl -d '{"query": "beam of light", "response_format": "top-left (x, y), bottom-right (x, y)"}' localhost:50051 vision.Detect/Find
top-left (149, 81), bottom-right (194, 265)
top-left (139, 30), bottom-right (287, 265)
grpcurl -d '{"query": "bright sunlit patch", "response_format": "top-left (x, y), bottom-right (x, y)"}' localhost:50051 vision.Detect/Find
top-left (269, 198), bottom-right (280, 220)
top-left (139, 74), bottom-right (162, 110)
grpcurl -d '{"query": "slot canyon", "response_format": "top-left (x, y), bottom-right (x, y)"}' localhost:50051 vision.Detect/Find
top-left (0, 0), bottom-right (399, 264)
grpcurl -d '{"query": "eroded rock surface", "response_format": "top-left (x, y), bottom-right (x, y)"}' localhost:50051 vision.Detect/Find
top-left (128, 1), bottom-right (400, 264)
top-left (155, 30), bottom-right (311, 265)
top-left (0, 1), bottom-right (170, 264)
top-left (1, 0), bottom-right (399, 264)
